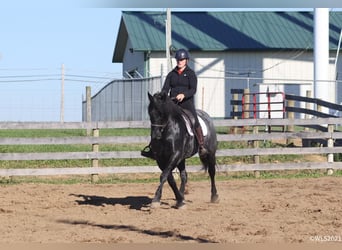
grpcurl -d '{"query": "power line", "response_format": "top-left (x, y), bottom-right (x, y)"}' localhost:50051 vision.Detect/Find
top-left (64, 78), bottom-right (107, 83)
top-left (0, 73), bottom-right (119, 83)
top-left (0, 74), bottom-right (60, 78)
top-left (65, 74), bottom-right (117, 79)
top-left (0, 67), bottom-right (51, 71)
top-left (0, 78), bottom-right (61, 83)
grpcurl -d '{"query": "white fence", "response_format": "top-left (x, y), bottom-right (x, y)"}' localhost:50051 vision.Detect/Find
top-left (1, 117), bottom-right (342, 178)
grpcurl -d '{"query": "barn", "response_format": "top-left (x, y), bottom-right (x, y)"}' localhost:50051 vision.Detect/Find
top-left (110, 10), bottom-right (342, 119)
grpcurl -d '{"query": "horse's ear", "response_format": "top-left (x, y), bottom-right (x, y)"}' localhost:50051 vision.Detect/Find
top-left (148, 92), bottom-right (153, 102)
top-left (160, 91), bottom-right (167, 101)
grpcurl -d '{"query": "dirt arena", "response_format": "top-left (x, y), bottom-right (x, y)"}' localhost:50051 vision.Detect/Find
top-left (1, 176), bottom-right (342, 243)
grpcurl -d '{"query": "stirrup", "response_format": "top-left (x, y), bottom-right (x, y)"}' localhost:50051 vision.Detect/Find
top-left (141, 145), bottom-right (155, 159)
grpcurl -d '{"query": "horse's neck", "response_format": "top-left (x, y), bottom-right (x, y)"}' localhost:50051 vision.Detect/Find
top-left (168, 105), bottom-right (184, 122)
top-left (168, 111), bottom-right (188, 131)
top-left (158, 101), bottom-right (184, 124)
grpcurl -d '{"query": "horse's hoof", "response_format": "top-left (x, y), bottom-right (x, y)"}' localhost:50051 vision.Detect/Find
top-left (175, 201), bottom-right (186, 209)
top-left (211, 194), bottom-right (219, 203)
top-left (150, 201), bottom-right (160, 209)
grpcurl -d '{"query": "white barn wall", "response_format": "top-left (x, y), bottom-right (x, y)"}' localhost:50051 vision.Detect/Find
top-left (123, 49), bottom-right (342, 119)
top-left (261, 51), bottom-right (314, 118)
top-left (192, 52), bottom-right (225, 118)
top-left (262, 51), bottom-right (339, 118)
top-left (148, 52), bottom-right (168, 78)
top-left (149, 51), bottom-right (227, 118)
top-left (223, 52), bottom-right (264, 118)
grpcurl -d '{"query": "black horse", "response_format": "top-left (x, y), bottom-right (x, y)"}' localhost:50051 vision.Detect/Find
top-left (147, 91), bottom-right (219, 208)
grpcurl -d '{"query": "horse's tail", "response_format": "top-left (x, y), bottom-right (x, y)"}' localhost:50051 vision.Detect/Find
top-left (200, 151), bottom-right (217, 172)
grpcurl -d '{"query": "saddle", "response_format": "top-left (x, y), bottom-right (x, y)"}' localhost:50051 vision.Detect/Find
top-left (180, 109), bottom-right (208, 136)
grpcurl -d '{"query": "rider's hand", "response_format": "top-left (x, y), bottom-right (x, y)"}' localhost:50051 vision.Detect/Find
top-left (176, 93), bottom-right (185, 102)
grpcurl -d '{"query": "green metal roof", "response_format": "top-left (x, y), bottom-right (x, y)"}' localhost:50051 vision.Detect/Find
top-left (113, 11), bottom-right (342, 62)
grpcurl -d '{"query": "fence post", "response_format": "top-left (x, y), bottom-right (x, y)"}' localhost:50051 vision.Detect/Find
top-left (253, 125), bottom-right (260, 178)
top-left (267, 90), bottom-right (271, 133)
top-left (233, 93), bottom-right (238, 134)
top-left (304, 90), bottom-right (312, 132)
top-left (316, 103), bottom-right (323, 133)
top-left (86, 86), bottom-right (92, 136)
top-left (327, 124), bottom-right (334, 175)
top-left (286, 99), bottom-right (295, 145)
top-left (317, 103), bottom-right (322, 115)
top-left (243, 89), bottom-right (250, 134)
top-left (91, 128), bottom-right (99, 182)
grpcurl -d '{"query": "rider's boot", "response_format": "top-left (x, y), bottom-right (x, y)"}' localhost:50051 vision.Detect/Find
top-left (195, 126), bottom-right (208, 156)
top-left (141, 144), bottom-right (155, 159)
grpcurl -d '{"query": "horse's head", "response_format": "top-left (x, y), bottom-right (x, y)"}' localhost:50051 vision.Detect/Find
top-left (147, 91), bottom-right (172, 140)
top-left (147, 91), bottom-right (171, 115)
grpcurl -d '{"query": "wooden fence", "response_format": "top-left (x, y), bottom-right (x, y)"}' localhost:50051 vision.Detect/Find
top-left (230, 89), bottom-right (342, 121)
top-left (1, 118), bottom-right (342, 178)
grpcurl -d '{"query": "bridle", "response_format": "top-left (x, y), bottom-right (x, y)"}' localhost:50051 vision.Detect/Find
top-left (149, 96), bottom-right (176, 129)
top-left (150, 122), bottom-right (168, 128)
top-left (150, 121), bottom-right (168, 140)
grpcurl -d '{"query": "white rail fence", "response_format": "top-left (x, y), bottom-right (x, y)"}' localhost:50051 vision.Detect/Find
top-left (1, 118), bottom-right (342, 177)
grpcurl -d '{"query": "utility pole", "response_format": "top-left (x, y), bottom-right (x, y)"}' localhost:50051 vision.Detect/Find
top-left (334, 29), bottom-right (342, 79)
top-left (60, 63), bottom-right (65, 123)
top-left (314, 8), bottom-right (333, 114)
top-left (334, 29), bottom-right (342, 105)
top-left (166, 8), bottom-right (172, 73)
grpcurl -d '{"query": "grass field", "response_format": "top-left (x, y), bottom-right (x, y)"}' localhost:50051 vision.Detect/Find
top-left (0, 127), bottom-right (312, 168)
top-left (0, 127), bottom-right (340, 184)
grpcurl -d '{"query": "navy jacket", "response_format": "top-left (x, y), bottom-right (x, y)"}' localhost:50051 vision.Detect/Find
top-left (161, 66), bottom-right (197, 101)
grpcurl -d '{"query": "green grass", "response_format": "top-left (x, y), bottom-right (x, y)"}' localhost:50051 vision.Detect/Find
top-left (0, 127), bottom-right (337, 184)
top-left (0, 128), bottom-right (150, 138)
top-left (2, 169), bottom-right (342, 185)
top-left (0, 128), bottom-right (320, 169)
top-left (0, 129), bottom-right (87, 138)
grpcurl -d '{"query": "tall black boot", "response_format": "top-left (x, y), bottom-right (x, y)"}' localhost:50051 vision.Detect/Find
top-left (195, 126), bottom-right (208, 156)
top-left (141, 144), bottom-right (155, 159)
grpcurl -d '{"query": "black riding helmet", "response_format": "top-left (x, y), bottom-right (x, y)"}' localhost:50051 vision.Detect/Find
top-left (175, 49), bottom-right (189, 61)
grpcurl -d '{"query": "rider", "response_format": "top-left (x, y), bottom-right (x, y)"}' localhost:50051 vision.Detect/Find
top-left (141, 48), bottom-right (208, 159)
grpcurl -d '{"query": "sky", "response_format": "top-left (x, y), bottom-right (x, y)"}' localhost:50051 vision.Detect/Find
top-left (0, 1), bottom-right (341, 121)
top-left (0, 8), bottom-right (123, 121)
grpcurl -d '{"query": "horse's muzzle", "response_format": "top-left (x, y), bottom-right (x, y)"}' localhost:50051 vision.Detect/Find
top-left (151, 129), bottom-right (163, 140)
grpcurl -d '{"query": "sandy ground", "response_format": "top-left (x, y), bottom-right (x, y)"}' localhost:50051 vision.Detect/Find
top-left (1, 176), bottom-right (342, 243)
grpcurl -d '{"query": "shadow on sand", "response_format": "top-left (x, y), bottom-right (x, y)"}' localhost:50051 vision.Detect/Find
top-left (70, 193), bottom-right (152, 210)
top-left (57, 219), bottom-right (217, 243)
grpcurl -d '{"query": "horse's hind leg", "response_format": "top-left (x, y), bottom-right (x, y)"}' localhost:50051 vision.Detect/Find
top-left (208, 154), bottom-right (219, 203)
top-left (177, 160), bottom-right (188, 196)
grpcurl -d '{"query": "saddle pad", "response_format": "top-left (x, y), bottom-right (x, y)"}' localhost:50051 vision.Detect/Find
top-left (182, 115), bottom-right (208, 137)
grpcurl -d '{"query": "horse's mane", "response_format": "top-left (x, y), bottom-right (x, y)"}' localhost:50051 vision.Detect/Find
top-left (151, 91), bottom-right (183, 118)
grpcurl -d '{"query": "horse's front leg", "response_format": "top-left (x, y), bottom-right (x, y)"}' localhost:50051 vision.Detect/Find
top-left (151, 155), bottom-right (182, 208)
top-left (167, 172), bottom-right (185, 208)
top-left (151, 166), bottom-right (172, 208)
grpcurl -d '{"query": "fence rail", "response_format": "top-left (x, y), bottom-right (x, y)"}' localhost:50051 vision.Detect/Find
top-left (231, 89), bottom-right (342, 120)
top-left (1, 118), bottom-right (342, 178)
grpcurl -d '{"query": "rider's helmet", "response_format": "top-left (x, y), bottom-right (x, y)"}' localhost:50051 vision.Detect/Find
top-left (175, 49), bottom-right (190, 61)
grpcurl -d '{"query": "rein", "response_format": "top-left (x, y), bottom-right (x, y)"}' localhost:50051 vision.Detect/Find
top-left (151, 122), bottom-right (168, 128)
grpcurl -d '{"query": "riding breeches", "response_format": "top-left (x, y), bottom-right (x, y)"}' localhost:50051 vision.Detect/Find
top-left (179, 99), bottom-right (200, 128)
